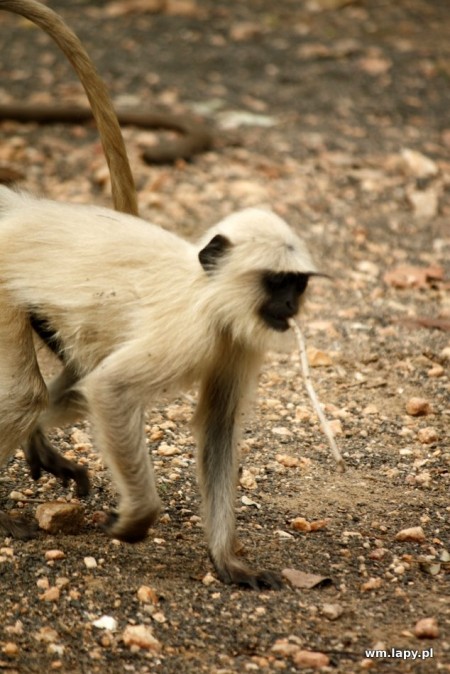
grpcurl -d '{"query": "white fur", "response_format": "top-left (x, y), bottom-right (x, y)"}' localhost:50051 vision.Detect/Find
top-left (0, 186), bottom-right (316, 585)
top-left (0, 188), bottom-right (315, 376)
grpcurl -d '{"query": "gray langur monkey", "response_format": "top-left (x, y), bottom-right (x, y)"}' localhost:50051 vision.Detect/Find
top-left (0, 0), bottom-right (319, 589)
top-left (0, 188), bottom-right (318, 588)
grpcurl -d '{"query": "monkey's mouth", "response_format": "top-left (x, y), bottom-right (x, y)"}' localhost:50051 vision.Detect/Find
top-left (261, 311), bottom-right (291, 332)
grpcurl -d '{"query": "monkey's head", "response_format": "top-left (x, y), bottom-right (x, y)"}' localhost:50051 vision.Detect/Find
top-left (197, 208), bottom-right (319, 348)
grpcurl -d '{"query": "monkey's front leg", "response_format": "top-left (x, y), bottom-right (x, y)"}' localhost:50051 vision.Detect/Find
top-left (195, 367), bottom-right (283, 590)
top-left (82, 361), bottom-right (161, 543)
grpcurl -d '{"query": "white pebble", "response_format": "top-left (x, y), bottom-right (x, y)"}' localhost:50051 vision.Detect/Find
top-left (83, 556), bottom-right (98, 569)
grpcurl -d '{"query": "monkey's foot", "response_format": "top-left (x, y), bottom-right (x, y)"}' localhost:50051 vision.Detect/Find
top-left (214, 557), bottom-right (284, 590)
top-left (103, 506), bottom-right (161, 544)
top-left (24, 428), bottom-right (90, 497)
top-left (0, 511), bottom-right (39, 540)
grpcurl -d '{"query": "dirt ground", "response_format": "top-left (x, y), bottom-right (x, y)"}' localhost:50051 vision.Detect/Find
top-left (0, 1), bottom-right (449, 672)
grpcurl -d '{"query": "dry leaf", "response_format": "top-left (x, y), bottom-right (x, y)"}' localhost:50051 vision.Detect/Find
top-left (307, 346), bottom-right (333, 367)
top-left (395, 317), bottom-right (450, 332)
top-left (282, 568), bottom-right (332, 589)
top-left (310, 518), bottom-right (331, 531)
top-left (291, 517), bottom-right (311, 532)
top-left (384, 264), bottom-right (444, 289)
top-left (105, 0), bottom-right (165, 16)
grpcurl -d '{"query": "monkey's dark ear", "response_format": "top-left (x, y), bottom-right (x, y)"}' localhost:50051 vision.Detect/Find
top-left (198, 234), bottom-right (232, 272)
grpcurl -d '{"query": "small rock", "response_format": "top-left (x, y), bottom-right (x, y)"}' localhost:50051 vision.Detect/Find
top-left (8, 491), bottom-right (26, 502)
top-left (152, 611), bottom-right (166, 624)
top-left (369, 548), bottom-right (388, 560)
top-left (4, 621), bottom-right (23, 636)
top-left (408, 189), bottom-right (439, 219)
top-left (293, 650), bottom-right (330, 669)
top-left (70, 429), bottom-right (92, 449)
top-left (414, 471), bottom-right (432, 487)
top-left (202, 572), bottom-right (217, 586)
top-left (427, 364), bottom-right (444, 378)
top-left (84, 556), bottom-right (98, 569)
top-left (40, 586), bottom-right (60, 602)
top-left (362, 404), bottom-right (378, 415)
top-left (272, 426), bottom-right (293, 437)
top-left (361, 577), bottom-right (383, 592)
top-left (401, 148), bottom-right (439, 179)
top-left (417, 427), bottom-right (438, 444)
top-left (45, 550), bottom-right (65, 562)
top-left (393, 564), bottom-right (406, 575)
top-left (230, 21), bottom-right (262, 42)
top-left (92, 616), bottom-right (118, 631)
top-left (239, 469), bottom-right (257, 490)
top-left (395, 526), bottom-right (426, 543)
top-left (122, 624), bottom-right (162, 651)
top-left (405, 398), bottom-right (432, 417)
top-left (321, 603), bottom-right (344, 620)
top-left (2, 642), bottom-right (19, 657)
top-left (156, 443), bottom-right (180, 456)
top-left (413, 617), bottom-right (439, 639)
top-left (328, 419), bottom-right (343, 435)
top-left (35, 502), bottom-right (84, 535)
top-left (358, 55), bottom-right (392, 76)
top-left (275, 454), bottom-right (301, 468)
top-left (34, 626), bottom-right (59, 643)
top-left (271, 639), bottom-right (301, 658)
top-left (137, 586), bottom-right (159, 604)
top-left (295, 406), bottom-right (313, 422)
top-left (276, 530), bottom-right (295, 540)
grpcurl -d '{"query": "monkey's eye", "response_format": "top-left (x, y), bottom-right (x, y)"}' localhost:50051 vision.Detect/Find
top-left (263, 272), bottom-right (309, 296)
top-left (263, 273), bottom-right (290, 293)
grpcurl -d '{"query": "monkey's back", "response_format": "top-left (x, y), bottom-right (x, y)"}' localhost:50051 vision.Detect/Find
top-left (0, 187), bottom-right (200, 371)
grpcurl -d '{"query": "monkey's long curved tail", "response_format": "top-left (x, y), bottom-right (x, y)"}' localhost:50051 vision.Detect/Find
top-left (0, 0), bottom-right (138, 216)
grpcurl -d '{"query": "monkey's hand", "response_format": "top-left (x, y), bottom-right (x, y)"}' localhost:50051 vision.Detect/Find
top-left (24, 428), bottom-right (90, 497)
top-left (0, 511), bottom-right (39, 539)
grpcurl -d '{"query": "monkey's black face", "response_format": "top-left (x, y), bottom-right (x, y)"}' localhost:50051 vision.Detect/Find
top-left (259, 272), bottom-right (310, 331)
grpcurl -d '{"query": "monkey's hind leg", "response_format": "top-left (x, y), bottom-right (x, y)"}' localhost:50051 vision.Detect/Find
top-left (24, 427), bottom-right (90, 497)
top-left (23, 365), bottom-right (90, 496)
top-left (0, 511), bottom-right (39, 539)
top-left (0, 296), bottom-right (48, 539)
top-left (195, 359), bottom-right (283, 590)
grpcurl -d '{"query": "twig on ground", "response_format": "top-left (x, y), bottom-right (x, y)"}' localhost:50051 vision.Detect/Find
top-left (289, 318), bottom-right (345, 473)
